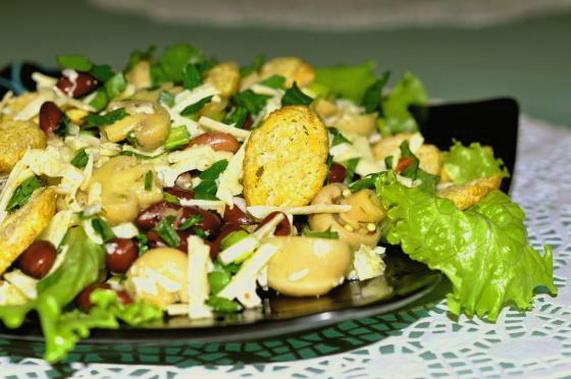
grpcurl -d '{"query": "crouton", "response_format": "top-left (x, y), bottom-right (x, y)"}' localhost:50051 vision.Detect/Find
top-left (437, 174), bottom-right (502, 210)
top-left (0, 120), bottom-right (46, 174)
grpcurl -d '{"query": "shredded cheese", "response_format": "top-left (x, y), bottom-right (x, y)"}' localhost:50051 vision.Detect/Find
top-left (198, 116), bottom-right (251, 141)
top-left (186, 236), bottom-right (213, 319)
top-left (216, 138), bottom-right (247, 206)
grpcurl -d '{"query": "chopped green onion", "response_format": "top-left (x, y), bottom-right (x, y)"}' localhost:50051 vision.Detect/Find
top-left (183, 64), bottom-right (202, 90)
top-left (56, 55), bottom-right (93, 71)
top-left (165, 126), bottom-right (190, 151)
top-left (6, 176), bottom-right (43, 212)
top-left (180, 96), bottom-right (213, 118)
top-left (164, 192), bottom-right (180, 205)
top-left (259, 75), bottom-right (286, 89)
top-left (83, 108), bottom-right (128, 127)
top-left (134, 234), bottom-right (150, 255)
top-left (158, 90), bottom-right (175, 107)
top-left (179, 214), bottom-right (204, 231)
top-left (220, 230), bottom-right (250, 250)
top-left (208, 270), bottom-right (231, 295)
top-left (348, 175), bottom-right (377, 192)
top-left (53, 114), bottom-right (71, 138)
top-left (91, 218), bottom-right (116, 243)
top-left (207, 295), bottom-right (242, 313)
top-left (281, 82), bottom-right (313, 106)
top-left (194, 227), bottom-right (208, 239)
top-left (144, 170), bottom-right (153, 191)
top-left (105, 73), bottom-right (127, 100)
top-left (384, 156), bottom-right (394, 169)
top-left (125, 45), bottom-right (156, 72)
top-left (70, 149), bottom-right (89, 169)
top-left (155, 216), bottom-right (180, 248)
top-left (328, 127), bottom-right (351, 146)
top-left (303, 227), bottom-right (339, 239)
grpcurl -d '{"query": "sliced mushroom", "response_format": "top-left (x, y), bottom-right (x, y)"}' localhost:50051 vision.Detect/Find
top-left (267, 236), bottom-right (352, 296)
top-left (309, 183), bottom-right (384, 248)
top-left (125, 247), bottom-right (188, 309)
top-left (103, 100), bottom-right (171, 151)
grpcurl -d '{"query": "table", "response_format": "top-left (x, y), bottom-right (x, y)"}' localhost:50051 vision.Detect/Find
top-left (1, 116), bottom-right (570, 378)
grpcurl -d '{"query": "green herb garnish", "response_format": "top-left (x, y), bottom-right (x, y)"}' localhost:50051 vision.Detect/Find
top-left (232, 90), bottom-right (271, 115)
top-left (303, 227), bottom-right (339, 239)
top-left (343, 158), bottom-right (360, 182)
top-left (180, 96), bottom-right (213, 118)
top-left (328, 127), bottom-right (351, 146)
top-left (183, 64), bottom-right (202, 90)
top-left (224, 106), bottom-right (249, 128)
top-left (83, 108), bottom-right (128, 127)
top-left (179, 214), bottom-right (204, 231)
top-left (165, 126), bottom-right (190, 151)
top-left (155, 216), bottom-right (180, 247)
top-left (281, 82), bottom-right (313, 106)
top-left (91, 218), bottom-right (116, 243)
top-left (57, 55), bottom-right (93, 71)
top-left (207, 296), bottom-right (242, 313)
top-left (104, 73), bottom-right (126, 100)
top-left (361, 71), bottom-right (390, 113)
top-left (90, 64), bottom-right (114, 82)
top-left (144, 170), bottom-right (153, 191)
top-left (6, 176), bottom-right (43, 212)
top-left (259, 75), bottom-right (286, 89)
top-left (70, 149), bottom-right (89, 169)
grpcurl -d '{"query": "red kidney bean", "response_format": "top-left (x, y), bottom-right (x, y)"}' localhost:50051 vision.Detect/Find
top-left (242, 115), bottom-right (254, 130)
top-left (39, 101), bottom-right (64, 136)
top-left (136, 201), bottom-right (181, 230)
top-left (164, 187), bottom-right (194, 201)
top-left (116, 289), bottom-right (134, 305)
top-left (328, 162), bottom-right (347, 183)
top-left (187, 132), bottom-right (240, 153)
top-left (17, 241), bottom-right (57, 279)
top-left (146, 230), bottom-right (164, 249)
top-left (223, 204), bottom-right (255, 225)
top-left (105, 238), bottom-right (138, 274)
top-left (180, 206), bottom-right (221, 236)
top-left (76, 283), bottom-right (112, 311)
top-left (177, 230), bottom-right (191, 252)
top-left (257, 212), bottom-right (291, 236)
top-left (56, 71), bottom-right (99, 98)
top-left (210, 224), bottom-right (245, 259)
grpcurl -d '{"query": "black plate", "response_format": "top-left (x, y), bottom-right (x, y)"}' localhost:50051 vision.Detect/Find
top-left (0, 63), bottom-right (519, 348)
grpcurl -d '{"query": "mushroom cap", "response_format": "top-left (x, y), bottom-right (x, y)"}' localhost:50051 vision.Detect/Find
top-left (267, 236), bottom-right (352, 297)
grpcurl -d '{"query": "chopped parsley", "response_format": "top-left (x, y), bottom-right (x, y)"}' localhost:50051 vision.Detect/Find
top-left (6, 176), bottom-right (43, 212)
top-left (361, 71), bottom-right (390, 113)
top-left (57, 55), bottom-right (93, 71)
top-left (70, 149), bottom-right (89, 169)
top-left (207, 295), bottom-right (242, 313)
top-left (83, 108), bottom-right (128, 127)
top-left (259, 75), bottom-right (286, 89)
top-left (398, 141), bottom-right (439, 194)
top-left (91, 218), bottom-right (116, 243)
top-left (104, 73), bottom-right (126, 100)
top-left (328, 127), bottom-right (351, 146)
top-left (224, 106), bottom-right (249, 128)
top-left (180, 96), bottom-right (213, 118)
top-left (303, 227), bottom-right (339, 239)
top-left (134, 234), bottom-right (150, 255)
top-left (183, 64), bottom-right (202, 90)
top-left (281, 82), bottom-right (313, 106)
top-left (179, 214), bottom-right (204, 231)
top-left (90, 64), bottom-right (115, 82)
top-left (165, 126), bottom-right (190, 151)
top-left (232, 90), bottom-right (271, 115)
top-left (343, 158), bottom-right (360, 182)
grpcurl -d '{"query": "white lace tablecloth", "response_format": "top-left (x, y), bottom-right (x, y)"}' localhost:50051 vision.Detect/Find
top-left (2, 116), bottom-right (571, 378)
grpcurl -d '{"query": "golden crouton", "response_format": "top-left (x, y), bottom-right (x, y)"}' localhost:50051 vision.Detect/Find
top-left (204, 61), bottom-right (241, 98)
top-left (416, 144), bottom-right (443, 176)
top-left (437, 174), bottom-right (502, 210)
top-left (0, 187), bottom-right (57, 275)
top-left (0, 120), bottom-right (46, 174)
top-left (260, 57), bottom-right (315, 88)
top-left (243, 105), bottom-right (329, 206)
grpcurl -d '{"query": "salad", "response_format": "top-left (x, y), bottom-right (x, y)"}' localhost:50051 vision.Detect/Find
top-left (0, 44), bottom-right (556, 362)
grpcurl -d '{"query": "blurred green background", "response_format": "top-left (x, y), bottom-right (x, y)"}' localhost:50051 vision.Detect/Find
top-left (1, 0), bottom-right (569, 126)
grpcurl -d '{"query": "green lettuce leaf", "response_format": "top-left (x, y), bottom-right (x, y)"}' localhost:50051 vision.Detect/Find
top-left (444, 141), bottom-right (509, 184)
top-left (0, 227), bottom-right (162, 362)
top-left (375, 172), bottom-right (556, 321)
top-left (380, 72), bottom-right (428, 135)
top-left (312, 61), bottom-right (377, 103)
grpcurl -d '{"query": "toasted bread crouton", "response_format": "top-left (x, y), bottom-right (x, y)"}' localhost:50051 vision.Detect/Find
top-left (437, 174), bottom-right (502, 210)
top-left (416, 144), bottom-right (443, 176)
top-left (0, 120), bottom-right (46, 174)
top-left (0, 187), bottom-right (57, 275)
top-left (204, 61), bottom-right (241, 98)
top-left (243, 105), bottom-right (329, 206)
top-left (260, 57), bottom-right (315, 88)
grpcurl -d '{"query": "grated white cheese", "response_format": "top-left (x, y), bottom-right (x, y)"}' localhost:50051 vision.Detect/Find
top-left (186, 236), bottom-right (213, 319)
top-left (246, 204), bottom-right (351, 219)
top-left (0, 160), bottom-right (34, 224)
top-left (347, 245), bottom-right (386, 281)
top-left (112, 222), bottom-right (139, 239)
top-left (31, 72), bottom-right (58, 90)
top-left (14, 90), bottom-right (55, 121)
top-left (198, 116), bottom-right (251, 141)
top-left (40, 210), bottom-right (77, 248)
top-left (216, 138), bottom-right (247, 206)
top-left (3, 270), bottom-right (38, 300)
top-left (218, 243), bottom-right (279, 308)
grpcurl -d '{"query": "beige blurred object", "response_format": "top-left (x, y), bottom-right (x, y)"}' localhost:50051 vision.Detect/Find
top-left (89, 0), bottom-right (571, 30)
